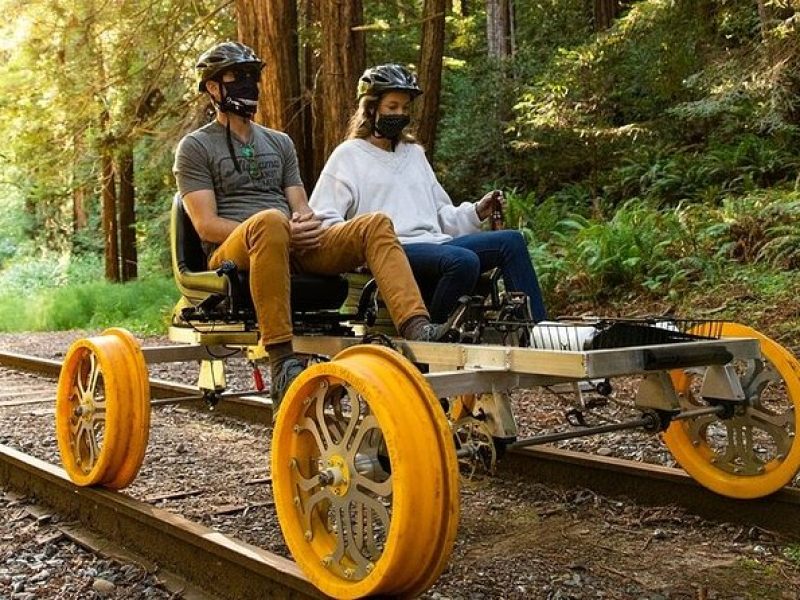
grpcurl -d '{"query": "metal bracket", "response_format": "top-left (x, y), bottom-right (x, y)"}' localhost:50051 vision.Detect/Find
top-left (700, 364), bottom-right (746, 402)
top-left (634, 371), bottom-right (680, 411)
top-left (474, 386), bottom-right (518, 440)
top-left (198, 359), bottom-right (226, 393)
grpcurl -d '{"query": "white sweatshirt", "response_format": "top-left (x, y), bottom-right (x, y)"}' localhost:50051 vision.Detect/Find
top-left (309, 139), bottom-right (482, 244)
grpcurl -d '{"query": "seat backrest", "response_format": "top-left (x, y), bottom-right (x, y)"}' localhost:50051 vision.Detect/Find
top-left (170, 193), bottom-right (229, 302)
top-left (171, 193), bottom-right (208, 275)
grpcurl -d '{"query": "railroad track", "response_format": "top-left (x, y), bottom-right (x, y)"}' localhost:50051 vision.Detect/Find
top-left (2, 349), bottom-right (800, 599)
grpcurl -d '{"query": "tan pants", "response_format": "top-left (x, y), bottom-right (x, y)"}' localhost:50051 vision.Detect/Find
top-left (208, 210), bottom-right (428, 345)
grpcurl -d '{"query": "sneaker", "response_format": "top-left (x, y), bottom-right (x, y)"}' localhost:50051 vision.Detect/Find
top-left (409, 322), bottom-right (451, 342)
top-left (270, 357), bottom-right (305, 422)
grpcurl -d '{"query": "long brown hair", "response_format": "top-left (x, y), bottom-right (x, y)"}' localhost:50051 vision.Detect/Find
top-left (345, 94), bottom-right (418, 144)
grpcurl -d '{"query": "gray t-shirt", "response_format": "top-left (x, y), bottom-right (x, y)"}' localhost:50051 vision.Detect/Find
top-left (173, 120), bottom-right (303, 255)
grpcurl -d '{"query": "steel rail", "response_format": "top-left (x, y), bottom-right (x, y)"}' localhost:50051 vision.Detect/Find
top-left (0, 444), bottom-right (324, 600)
top-left (501, 446), bottom-right (800, 540)
top-left (3, 351), bottom-right (800, 542)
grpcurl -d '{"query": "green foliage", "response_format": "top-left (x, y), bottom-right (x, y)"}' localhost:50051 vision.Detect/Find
top-left (536, 199), bottom-right (709, 304)
top-left (784, 544), bottom-right (800, 565)
top-left (0, 277), bottom-right (178, 333)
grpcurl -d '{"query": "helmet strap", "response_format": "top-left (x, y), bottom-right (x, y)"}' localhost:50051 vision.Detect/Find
top-left (225, 119), bottom-right (242, 174)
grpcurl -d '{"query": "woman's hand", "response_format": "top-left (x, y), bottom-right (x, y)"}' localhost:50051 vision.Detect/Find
top-left (290, 211), bottom-right (323, 251)
top-left (475, 190), bottom-right (504, 221)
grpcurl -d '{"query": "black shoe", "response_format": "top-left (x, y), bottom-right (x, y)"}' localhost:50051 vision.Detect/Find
top-left (409, 322), bottom-right (451, 342)
top-left (271, 357), bottom-right (304, 422)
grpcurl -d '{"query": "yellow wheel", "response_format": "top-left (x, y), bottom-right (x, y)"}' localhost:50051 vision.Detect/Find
top-left (272, 345), bottom-right (459, 599)
top-left (56, 331), bottom-right (150, 489)
top-left (663, 323), bottom-right (800, 499)
top-left (101, 328), bottom-right (150, 490)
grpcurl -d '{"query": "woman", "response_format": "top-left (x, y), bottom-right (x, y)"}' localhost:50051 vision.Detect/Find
top-left (309, 63), bottom-right (546, 323)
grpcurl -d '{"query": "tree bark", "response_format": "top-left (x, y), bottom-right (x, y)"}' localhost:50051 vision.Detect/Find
top-left (486, 0), bottom-right (512, 58)
top-left (100, 137), bottom-right (120, 282)
top-left (416, 0), bottom-right (446, 157)
top-left (117, 146), bottom-right (137, 281)
top-left (236, 0), bottom-right (306, 174)
top-left (319, 0), bottom-right (365, 160)
top-left (593, 0), bottom-right (619, 31)
top-left (303, 0), bottom-right (325, 188)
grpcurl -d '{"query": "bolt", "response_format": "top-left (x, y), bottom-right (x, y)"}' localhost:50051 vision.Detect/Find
top-left (777, 453), bottom-right (786, 461)
top-left (321, 556), bottom-right (333, 568)
top-left (344, 568), bottom-right (354, 579)
top-left (321, 380), bottom-right (328, 388)
top-left (293, 496), bottom-right (301, 506)
top-left (341, 478), bottom-right (348, 486)
top-left (304, 530), bottom-right (313, 541)
top-left (289, 458), bottom-right (298, 469)
top-left (74, 407), bottom-right (83, 417)
top-left (293, 424), bottom-right (301, 434)
top-left (756, 466), bottom-right (765, 474)
top-left (365, 562), bottom-right (374, 574)
top-left (692, 440), bottom-right (700, 447)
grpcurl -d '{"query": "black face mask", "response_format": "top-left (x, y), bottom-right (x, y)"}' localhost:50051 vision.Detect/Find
top-left (218, 77), bottom-right (259, 119)
top-left (374, 113), bottom-right (410, 140)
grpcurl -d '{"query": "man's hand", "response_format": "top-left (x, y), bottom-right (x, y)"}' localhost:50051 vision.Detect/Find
top-left (475, 190), bottom-right (504, 221)
top-left (290, 211), bottom-right (323, 251)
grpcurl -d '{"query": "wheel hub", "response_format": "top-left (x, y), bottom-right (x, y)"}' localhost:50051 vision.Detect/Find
top-left (319, 454), bottom-right (350, 496)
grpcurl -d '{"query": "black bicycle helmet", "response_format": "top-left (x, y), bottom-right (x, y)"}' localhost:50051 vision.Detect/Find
top-left (196, 41), bottom-right (264, 92)
top-left (357, 64), bottom-right (422, 100)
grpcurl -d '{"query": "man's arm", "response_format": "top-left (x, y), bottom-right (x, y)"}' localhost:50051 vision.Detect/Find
top-left (182, 189), bottom-right (240, 244)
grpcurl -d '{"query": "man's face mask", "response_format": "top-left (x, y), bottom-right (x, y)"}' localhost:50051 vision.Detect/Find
top-left (218, 71), bottom-right (260, 118)
top-left (374, 113), bottom-right (410, 140)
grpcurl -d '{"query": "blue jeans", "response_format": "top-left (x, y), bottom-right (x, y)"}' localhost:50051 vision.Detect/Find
top-left (403, 230), bottom-right (547, 323)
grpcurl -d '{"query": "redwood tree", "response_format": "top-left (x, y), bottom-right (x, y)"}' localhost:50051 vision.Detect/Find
top-left (236, 0), bottom-right (307, 180)
top-left (416, 0), bottom-right (446, 157)
top-left (319, 0), bottom-right (365, 161)
top-left (486, 0), bottom-right (512, 58)
top-left (593, 0), bottom-right (619, 31)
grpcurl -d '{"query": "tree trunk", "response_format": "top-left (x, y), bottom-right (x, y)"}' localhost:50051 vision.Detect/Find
top-left (72, 135), bottom-right (88, 238)
top-left (117, 146), bottom-right (137, 281)
top-left (416, 0), bottom-right (446, 158)
top-left (593, 0), bottom-right (619, 31)
top-left (236, 0), bottom-right (306, 173)
top-left (303, 0), bottom-right (325, 188)
top-left (100, 141), bottom-right (120, 282)
top-left (486, 0), bottom-right (512, 58)
top-left (460, 0), bottom-right (470, 16)
top-left (319, 0), bottom-right (365, 160)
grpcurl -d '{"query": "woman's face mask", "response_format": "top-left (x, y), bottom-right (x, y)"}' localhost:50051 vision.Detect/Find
top-left (374, 113), bottom-right (410, 140)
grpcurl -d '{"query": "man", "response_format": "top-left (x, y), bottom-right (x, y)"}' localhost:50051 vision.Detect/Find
top-left (173, 42), bottom-right (446, 416)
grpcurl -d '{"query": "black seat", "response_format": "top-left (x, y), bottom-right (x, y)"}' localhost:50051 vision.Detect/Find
top-left (170, 194), bottom-right (349, 319)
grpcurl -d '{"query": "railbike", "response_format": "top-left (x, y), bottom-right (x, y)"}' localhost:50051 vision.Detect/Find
top-left (54, 197), bottom-right (800, 599)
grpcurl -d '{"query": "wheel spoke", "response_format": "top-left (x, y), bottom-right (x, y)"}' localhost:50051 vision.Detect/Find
top-left (87, 354), bottom-right (101, 397)
top-left (314, 385), bottom-right (336, 450)
top-left (296, 471), bottom-right (325, 493)
top-left (746, 407), bottom-right (793, 456)
top-left (686, 414), bottom-right (716, 443)
top-left (349, 414), bottom-right (381, 455)
top-left (340, 385), bottom-right (362, 451)
top-left (330, 506), bottom-right (347, 564)
top-left (300, 488), bottom-right (332, 537)
top-left (352, 472), bottom-right (392, 497)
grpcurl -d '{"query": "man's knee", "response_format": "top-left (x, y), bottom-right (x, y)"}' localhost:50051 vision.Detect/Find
top-left (244, 209), bottom-right (290, 247)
